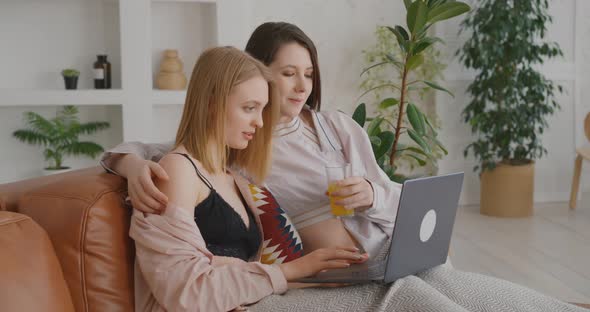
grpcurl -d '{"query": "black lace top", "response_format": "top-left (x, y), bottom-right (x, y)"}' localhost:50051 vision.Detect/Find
top-left (174, 153), bottom-right (261, 261)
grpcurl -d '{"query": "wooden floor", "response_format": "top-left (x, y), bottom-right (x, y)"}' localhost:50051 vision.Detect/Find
top-left (450, 200), bottom-right (590, 304)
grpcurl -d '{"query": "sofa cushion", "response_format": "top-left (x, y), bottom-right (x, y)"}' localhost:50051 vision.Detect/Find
top-left (17, 170), bottom-right (134, 312)
top-left (247, 184), bottom-right (304, 264)
top-left (0, 211), bottom-right (75, 312)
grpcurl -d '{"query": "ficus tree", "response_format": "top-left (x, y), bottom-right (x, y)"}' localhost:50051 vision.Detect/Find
top-left (458, 0), bottom-right (563, 173)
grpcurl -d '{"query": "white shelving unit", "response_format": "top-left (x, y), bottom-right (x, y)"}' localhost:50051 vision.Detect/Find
top-left (0, 0), bottom-right (250, 183)
top-left (0, 90), bottom-right (125, 107)
top-left (0, 0), bottom-right (250, 140)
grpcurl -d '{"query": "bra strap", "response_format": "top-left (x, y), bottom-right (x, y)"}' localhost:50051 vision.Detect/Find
top-left (171, 153), bottom-right (213, 190)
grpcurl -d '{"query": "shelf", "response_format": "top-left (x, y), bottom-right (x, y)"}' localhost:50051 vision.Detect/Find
top-left (0, 89), bottom-right (125, 107)
top-left (151, 1), bottom-right (217, 89)
top-left (0, 0), bottom-right (239, 184)
top-left (152, 90), bottom-right (186, 105)
top-left (0, 0), bottom-right (122, 90)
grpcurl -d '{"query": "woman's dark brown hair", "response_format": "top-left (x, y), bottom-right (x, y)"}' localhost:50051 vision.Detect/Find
top-left (245, 22), bottom-right (322, 111)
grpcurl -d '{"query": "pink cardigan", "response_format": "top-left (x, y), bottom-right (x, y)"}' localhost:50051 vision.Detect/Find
top-left (129, 173), bottom-right (288, 312)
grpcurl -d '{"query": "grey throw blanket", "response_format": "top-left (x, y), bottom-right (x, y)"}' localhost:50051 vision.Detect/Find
top-left (249, 261), bottom-right (587, 312)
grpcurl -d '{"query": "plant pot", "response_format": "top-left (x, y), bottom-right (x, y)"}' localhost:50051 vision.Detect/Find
top-left (42, 167), bottom-right (72, 176)
top-left (63, 76), bottom-right (78, 90)
top-left (480, 161), bottom-right (534, 217)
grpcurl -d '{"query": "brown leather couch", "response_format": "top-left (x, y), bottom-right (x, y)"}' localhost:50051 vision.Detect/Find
top-left (0, 167), bottom-right (134, 312)
top-left (1, 167), bottom-right (589, 311)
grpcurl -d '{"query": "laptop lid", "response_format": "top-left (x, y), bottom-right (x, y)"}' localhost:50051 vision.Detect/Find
top-left (383, 172), bottom-right (464, 283)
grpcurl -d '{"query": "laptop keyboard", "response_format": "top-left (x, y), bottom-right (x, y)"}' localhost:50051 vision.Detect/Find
top-left (349, 260), bottom-right (386, 279)
top-left (308, 259), bottom-right (387, 282)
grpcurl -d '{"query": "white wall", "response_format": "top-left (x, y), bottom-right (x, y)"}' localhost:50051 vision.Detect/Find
top-left (1, 0), bottom-right (589, 207)
top-left (0, 0), bottom-right (121, 89)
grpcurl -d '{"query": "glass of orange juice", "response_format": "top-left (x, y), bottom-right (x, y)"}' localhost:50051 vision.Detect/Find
top-left (325, 163), bottom-right (354, 217)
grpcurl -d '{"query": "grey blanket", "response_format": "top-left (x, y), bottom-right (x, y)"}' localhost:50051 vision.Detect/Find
top-left (249, 261), bottom-right (587, 312)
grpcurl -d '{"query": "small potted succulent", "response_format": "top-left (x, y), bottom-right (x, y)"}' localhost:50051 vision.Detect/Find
top-left (61, 69), bottom-right (80, 90)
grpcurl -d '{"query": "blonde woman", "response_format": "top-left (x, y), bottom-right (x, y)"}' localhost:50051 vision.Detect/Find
top-left (131, 46), bottom-right (366, 312)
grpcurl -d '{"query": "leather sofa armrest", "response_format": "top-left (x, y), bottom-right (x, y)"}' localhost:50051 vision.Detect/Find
top-left (0, 211), bottom-right (75, 312)
top-left (13, 167), bottom-right (135, 312)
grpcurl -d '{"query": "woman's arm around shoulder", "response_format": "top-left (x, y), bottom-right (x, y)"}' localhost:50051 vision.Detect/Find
top-left (100, 141), bottom-right (173, 175)
top-left (101, 142), bottom-right (175, 214)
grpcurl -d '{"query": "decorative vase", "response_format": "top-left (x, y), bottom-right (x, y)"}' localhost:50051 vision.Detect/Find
top-left (94, 55), bottom-right (112, 89)
top-left (42, 167), bottom-right (72, 176)
top-left (156, 49), bottom-right (187, 90)
top-left (480, 161), bottom-right (535, 217)
top-left (63, 76), bottom-right (78, 90)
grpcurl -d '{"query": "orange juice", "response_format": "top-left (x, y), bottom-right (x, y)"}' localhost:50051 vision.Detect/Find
top-left (327, 183), bottom-right (355, 217)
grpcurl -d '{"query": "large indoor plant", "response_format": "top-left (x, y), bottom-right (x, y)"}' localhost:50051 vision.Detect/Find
top-left (12, 105), bottom-right (110, 175)
top-left (358, 24), bottom-right (447, 178)
top-left (353, 0), bottom-right (470, 182)
top-left (458, 0), bottom-right (563, 217)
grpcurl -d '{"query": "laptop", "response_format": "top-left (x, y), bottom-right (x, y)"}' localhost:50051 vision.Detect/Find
top-left (296, 172), bottom-right (464, 284)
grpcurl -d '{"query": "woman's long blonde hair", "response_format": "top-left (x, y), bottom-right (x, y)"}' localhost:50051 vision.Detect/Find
top-left (175, 46), bottom-right (279, 183)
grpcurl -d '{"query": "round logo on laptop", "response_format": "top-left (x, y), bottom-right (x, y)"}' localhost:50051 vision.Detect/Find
top-left (419, 209), bottom-right (437, 242)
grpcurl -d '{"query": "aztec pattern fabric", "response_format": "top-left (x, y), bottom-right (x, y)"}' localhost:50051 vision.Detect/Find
top-left (248, 184), bottom-right (304, 264)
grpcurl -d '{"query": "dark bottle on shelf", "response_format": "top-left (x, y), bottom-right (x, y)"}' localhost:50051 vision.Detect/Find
top-left (93, 55), bottom-right (111, 89)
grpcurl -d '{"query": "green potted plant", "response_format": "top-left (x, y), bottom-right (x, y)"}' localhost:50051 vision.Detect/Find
top-left (353, 0), bottom-right (470, 183)
top-left (358, 24), bottom-right (447, 179)
top-left (61, 69), bottom-right (80, 90)
top-left (12, 105), bottom-right (110, 176)
top-left (457, 0), bottom-right (563, 217)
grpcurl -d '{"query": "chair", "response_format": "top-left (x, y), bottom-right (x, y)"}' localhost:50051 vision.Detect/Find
top-left (569, 113), bottom-right (590, 209)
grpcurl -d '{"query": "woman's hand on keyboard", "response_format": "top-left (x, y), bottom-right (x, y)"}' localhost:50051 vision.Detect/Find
top-left (278, 246), bottom-right (368, 281)
top-left (287, 282), bottom-right (351, 289)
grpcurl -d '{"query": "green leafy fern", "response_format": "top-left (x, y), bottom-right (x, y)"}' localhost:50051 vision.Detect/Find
top-left (13, 106), bottom-right (110, 169)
